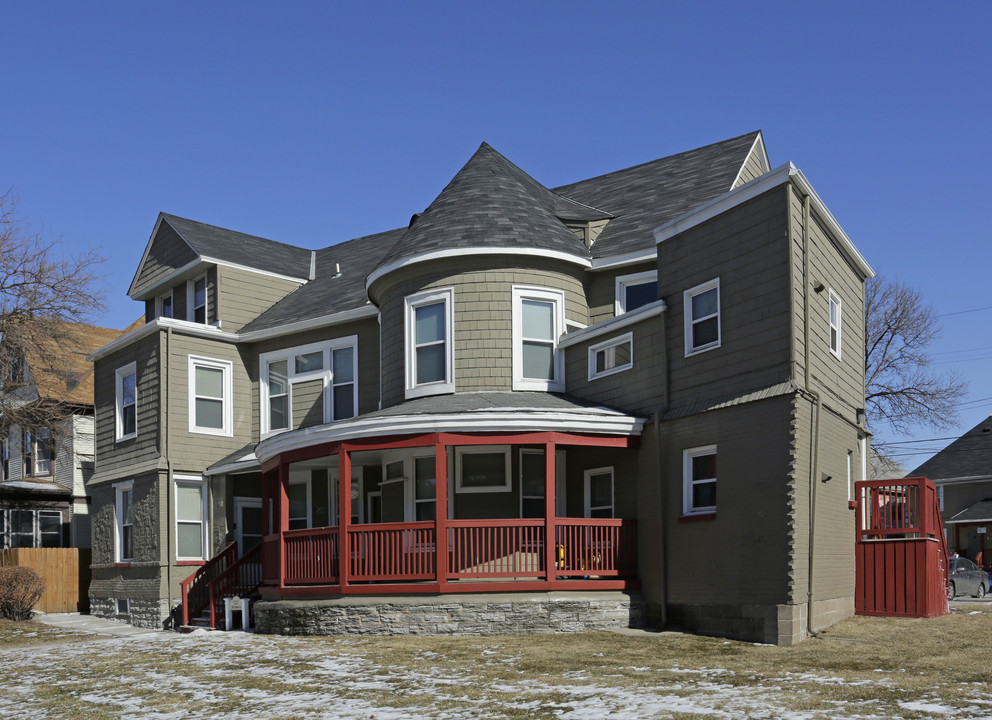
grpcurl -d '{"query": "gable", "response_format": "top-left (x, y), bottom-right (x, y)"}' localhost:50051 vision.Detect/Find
top-left (129, 217), bottom-right (199, 300)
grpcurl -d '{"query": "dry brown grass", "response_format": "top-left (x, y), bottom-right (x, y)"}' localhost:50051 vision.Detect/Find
top-left (1, 606), bottom-right (990, 718)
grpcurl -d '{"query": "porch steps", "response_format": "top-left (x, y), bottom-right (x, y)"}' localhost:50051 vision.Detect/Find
top-left (178, 611), bottom-right (215, 633)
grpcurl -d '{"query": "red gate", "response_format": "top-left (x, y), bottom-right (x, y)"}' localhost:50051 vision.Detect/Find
top-left (854, 477), bottom-right (950, 618)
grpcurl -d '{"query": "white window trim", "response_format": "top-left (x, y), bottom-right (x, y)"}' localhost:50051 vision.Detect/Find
top-left (287, 476), bottom-right (313, 529)
top-left (511, 285), bottom-right (565, 392)
top-left (115, 362), bottom-right (137, 442)
top-left (615, 270), bottom-right (658, 315)
top-left (519, 448), bottom-right (545, 517)
top-left (188, 355), bottom-right (234, 436)
top-left (115, 481), bottom-right (134, 563)
top-left (684, 278), bottom-right (721, 357)
top-left (588, 332), bottom-right (634, 381)
top-left (174, 475), bottom-right (208, 562)
top-left (683, 445), bottom-right (717, 516)
top-left (187, 274), bottom-right (208, 324)
top-left (584, 466), bottom-right (615, 518)
top-left (156, 289), bottom-right (174, 320)
top-left (455, 445), bottom-right (511, 494)
top-left (259, 336), bottom-right (359, 438)
top-left (404, 288), bottom-right (455, 399)
top-left (829, 289), bottom-right (842, 360)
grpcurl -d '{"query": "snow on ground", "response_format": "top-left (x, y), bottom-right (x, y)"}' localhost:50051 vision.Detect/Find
top-left (0, 630), bottom-right (984, 719)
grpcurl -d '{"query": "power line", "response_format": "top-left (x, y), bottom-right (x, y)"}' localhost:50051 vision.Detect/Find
top-left (937, 305), bottom-right (992, 318)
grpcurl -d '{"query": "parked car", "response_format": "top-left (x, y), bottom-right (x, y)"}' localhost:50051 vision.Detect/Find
top-left (948, 557), bottom-right (988, 599)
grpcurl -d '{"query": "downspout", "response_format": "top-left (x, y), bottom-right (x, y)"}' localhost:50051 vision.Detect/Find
top-left (165, 327), bottom-right (173, 624)
top-left (654, 410), bottom-right (667, 627)
top-left (801, 192), bottom-right (821, 637)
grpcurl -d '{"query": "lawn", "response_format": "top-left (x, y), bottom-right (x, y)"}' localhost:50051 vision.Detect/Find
top-left (1, 606), bottom-right (990, 719)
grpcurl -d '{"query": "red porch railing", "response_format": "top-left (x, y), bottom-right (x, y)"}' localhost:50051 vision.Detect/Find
top-left (180, 542), bottom-right (238, 626)
top-left (855, 477), bottom-right (950, 618)
top-left (260, 518), bottom-right (637, 592)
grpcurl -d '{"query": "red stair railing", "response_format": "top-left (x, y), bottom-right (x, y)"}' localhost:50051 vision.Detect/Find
top-left (180, 542), bottom-right (238, 626)
top-left (206, 542), bottom-right (264, 628)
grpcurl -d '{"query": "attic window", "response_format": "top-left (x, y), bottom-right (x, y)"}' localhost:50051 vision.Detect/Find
top-left (188, 275), bottom-right (207, 324)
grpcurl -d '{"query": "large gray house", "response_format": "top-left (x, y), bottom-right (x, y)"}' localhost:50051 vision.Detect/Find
top-left (87, 132), bottom-right (874, 644)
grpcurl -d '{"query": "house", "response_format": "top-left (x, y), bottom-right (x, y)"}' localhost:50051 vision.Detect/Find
top-left (910, 414), bottom-right (992, 574)
top-left (87, 131), bottom-right (874, 644)
top-left (0, 321), bottom-right (130, 549)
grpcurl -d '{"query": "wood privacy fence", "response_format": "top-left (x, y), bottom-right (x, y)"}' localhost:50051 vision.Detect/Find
top-left (0, 548), bottom-right (91, 613)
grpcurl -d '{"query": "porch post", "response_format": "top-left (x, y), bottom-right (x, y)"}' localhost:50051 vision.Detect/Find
top-left (544, 439), bottom-right (557, 586)
top-left (277, 460), bottom-right (289, 588)
top-left (339, 445), bottom-right (352, 588)
top-left (435, 433), bottom-right (449, 588)
top-left (261, 470), bottom-right (271, 536)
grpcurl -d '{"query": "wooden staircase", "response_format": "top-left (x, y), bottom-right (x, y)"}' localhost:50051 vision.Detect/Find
top-left (180, 542), bottom-right (263, 631)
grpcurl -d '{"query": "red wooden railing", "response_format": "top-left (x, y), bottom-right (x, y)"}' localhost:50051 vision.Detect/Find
top-left (555, 518), bottom-right (638, 577)
top-left (180, 542), bottom-right (238, 626)
top-left (283, 527), bottom-right (340, 584)
top-left (855, 477), bottom-right (950, 618)
top-left (350, 522), bottom-right (436, 581)
top-left (448, 519), bottom-right (545, 578)
top-left (205, 543), bottom-right (263, 628)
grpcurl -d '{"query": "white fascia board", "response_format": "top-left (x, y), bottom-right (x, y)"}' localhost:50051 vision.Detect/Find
top-left (366, 247), bottom-right (591, 289)
top-left (256, 409), bottom-right (646, 465)
top-left (654, 162), bottom-right (875, 280)
top-left (558, 299), bottom-right (667, 349)
top-left (932, 475), bottom-right (992, 487)
top-left (589, 249), bottom-right (656, 272)
top-left (131, 255), bottom-right (307, 302)
top-left (237, 304), bottom-right (379, 342)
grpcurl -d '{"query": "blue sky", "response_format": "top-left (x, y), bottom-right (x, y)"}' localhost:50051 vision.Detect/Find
top-left (2, 2), bottom-right (990, 467)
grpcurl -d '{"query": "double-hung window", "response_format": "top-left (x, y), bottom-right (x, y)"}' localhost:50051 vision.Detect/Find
top-left (683, 445), bottom-right (717, 516)
top-left (512, 286), bottom-right (565, 391)
top-left (684, 278), bottom-right (720, 356)
top-left (829, 289), bottom-right (842, 359)
top-left (584, 467), bottom-right (614, 518)
top-left (588, 333), bottom-right (633, 381)
top-left (188, 275), bottom-right (208, 324)
top-left (116, 362), bottom-right (137, 441)
top-left (115, 482), bottom-right (134, 562)
top-left (157, 291), bottom-right (173, 320)
top-left (260, 337), bottom-right (358, 436)
top-left (188, 356), bottom-right (233, 436)
top-left (615, 270), bottom-right (658, 314)
top-left (175, 477), bottom-right (208, 561)
top-left (405, 288), bottom-right (454, 398)
top-left (22, 429), bottom-right (52, 477)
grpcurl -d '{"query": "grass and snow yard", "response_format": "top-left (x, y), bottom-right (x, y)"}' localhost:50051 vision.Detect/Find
top-left (2, 606), bottom-right (991, 719)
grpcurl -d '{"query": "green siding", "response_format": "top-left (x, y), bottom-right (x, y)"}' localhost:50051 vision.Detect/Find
top-left (131, 222), bottom-right (198, 299)
top-left (215, 265), bottom-right (302, 332)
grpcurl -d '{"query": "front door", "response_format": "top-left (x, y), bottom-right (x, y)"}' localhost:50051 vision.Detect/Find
top-left (234, 498), bottom-right (263, 555)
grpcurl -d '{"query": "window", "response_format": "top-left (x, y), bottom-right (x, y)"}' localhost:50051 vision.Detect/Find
top-left (829, 289), bottom-right (842, 359)
top-left (588, 333), bottom-right (633, 381)
top-left (260, 337), bottom-right (358, 436)
top-left (115, 482), bottom-right (134, 562)
top-left (188, 275), bottom-right (207, 324)
top-left (456, 446), bottom-right (511, 493)
top-left (413, 456), bottom-right (436, 521)
top-left (188, 356), bottom-right (233, 436)
top-left (156, 291), bottom-right (173, 320)
top-left (512, 286), bottom-right (565, 391)
top-left (116, 363), bottom-right (137, 441)
top-left (520, 449), bottom-right (545, 518)
top-left (22, 428), bottom-right (52, 477)
top-left (584, 467), bottom-right (614, 518)
top-left (175, 477), bottom-right (207, 561)
top-left (683, 446), bottom-right (717, 515)
top-left (615, 271), bottom-right (658, 314)
top-left (287, 479), bottom-right (311, 530)
top-left (405, 288), bottom-right (454, 398)
top-left (684, 279), bottom-right (720, 356)
top-left (1, 439), bottom-right (7, 482)
top-left (1, 509), bottom-right (63, 549)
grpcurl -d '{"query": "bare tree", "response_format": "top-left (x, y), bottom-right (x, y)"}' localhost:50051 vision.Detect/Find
top-left (0, 191), bottom-right (104, 436)
top-left (865, 276), bottom-right (967, 435)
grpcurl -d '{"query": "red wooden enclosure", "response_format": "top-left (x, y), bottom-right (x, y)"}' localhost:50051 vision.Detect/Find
top-left (854, 477), bottom-right (950, 618)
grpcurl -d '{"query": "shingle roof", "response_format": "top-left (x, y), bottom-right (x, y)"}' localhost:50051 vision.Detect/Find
top-left (947, 499), bottom-right (992, 524)
top-left (161, 213), bottom-right (313, 280)
top-left (552, 132), bottom-right (762, 258)
top-left (910, 414), bottom-right (992, 481)
top-left (359, 391), bottom-right (633, 419)
top-left (240, 228), bottom-right (403, 332)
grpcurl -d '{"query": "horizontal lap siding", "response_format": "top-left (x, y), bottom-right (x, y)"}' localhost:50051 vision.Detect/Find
top-left (216, 265), bottom-right (302, 332)
top-left (660, 187), bottom-right (792, 411)
top-left (292, 379), bottom-right (324, 429)
top-left (92, 334), bottom-right (162, 484)
top-left (131, 223), bottom-right (198, 298)
top-left (376, 257), bottom-right (588, 408)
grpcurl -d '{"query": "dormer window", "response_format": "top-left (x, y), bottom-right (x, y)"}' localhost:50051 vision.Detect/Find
top-left (615, 271), bottom-right (658, 314)
top-left (404, 288), bottom-right (454, 399)
top-left (188, 275), bottom-right (207, 324)
top-left (157, 291), bottom-right (173, 320)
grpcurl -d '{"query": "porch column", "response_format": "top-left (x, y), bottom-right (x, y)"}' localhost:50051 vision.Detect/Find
top-left (544, 439), bottom-right (557, 585)
top-left (261, 470), bottom-right (272, 536)
top-left (435, 434), bottom-right (449, 588)
top-left (338, 445), bottom-right (352, 588)
top-left (277, 460), bottom-right (289, 588)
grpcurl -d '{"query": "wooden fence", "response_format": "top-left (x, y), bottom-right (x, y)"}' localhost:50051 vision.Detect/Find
top-left (0, 548), bottom-right (91, 613)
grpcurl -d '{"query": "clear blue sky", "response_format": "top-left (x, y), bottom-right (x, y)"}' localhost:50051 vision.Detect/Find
top-left (2, 2), bottom-right (990, 467)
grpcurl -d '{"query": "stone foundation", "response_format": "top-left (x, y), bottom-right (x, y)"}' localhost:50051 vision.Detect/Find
top-left (254, 591), bottom-right (644, 636)
top-left (89, 596), bottom-right (171, 630)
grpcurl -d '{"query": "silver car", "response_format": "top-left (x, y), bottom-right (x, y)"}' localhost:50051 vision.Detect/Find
top-left (948, 557), bottom-right (988, 599)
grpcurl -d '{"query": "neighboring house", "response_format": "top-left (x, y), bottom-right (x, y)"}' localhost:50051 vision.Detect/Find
top-left (0, 322), bottom-right (131, 549)
top-left (87, 131), bottom-right (874, 644)
top-left (910, 414), bottom-right (992, 574)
